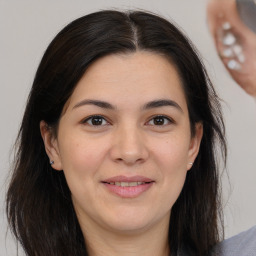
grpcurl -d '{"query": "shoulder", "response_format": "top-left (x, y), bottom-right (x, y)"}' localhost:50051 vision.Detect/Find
top-left (214, 226), bottom-right (256, 256)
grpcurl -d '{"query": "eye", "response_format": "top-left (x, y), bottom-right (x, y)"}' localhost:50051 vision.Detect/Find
top-left (147, 115), bottom-right (173, 126)
top-left (82, 115), bottom-right (109, 126)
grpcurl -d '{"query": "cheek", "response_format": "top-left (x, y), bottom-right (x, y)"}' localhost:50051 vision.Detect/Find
top-left (58, 136), bottom-right (110, 208)
top-left (59, 134), bottom-right (106, 172)
top-left (57, 133), bottom-right (110, 197)
top-left (152, 135), bottom-right (190, 171)
top-left (150, 135), bottom-right (190, 200)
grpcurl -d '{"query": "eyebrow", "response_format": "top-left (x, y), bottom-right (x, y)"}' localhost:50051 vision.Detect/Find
top-left (72, 99), bottom-right (183, 112)
top-left (142, 99), bottom-right (183, 112)
top-left (73, 99), bottom-right (115, 110)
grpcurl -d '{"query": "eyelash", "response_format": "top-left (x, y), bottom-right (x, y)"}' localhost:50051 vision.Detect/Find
top-left (146, 115), bottom-right (174, 126)
top-left (81, 115), bottom-right (174, 127)
top-left (81, 115), bottom-right (110, 126)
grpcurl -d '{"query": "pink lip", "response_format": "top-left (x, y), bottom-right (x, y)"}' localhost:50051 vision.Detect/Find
top-left (103, 175), bottom-right (153, 183)
top-left (102, 176), bottom-right (154, 198)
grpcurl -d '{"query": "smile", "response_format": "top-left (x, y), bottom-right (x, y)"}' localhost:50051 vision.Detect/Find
top-left (106, 181), bottom-right (150, 187)
top-left (102, 176), bottom-right (154, 198)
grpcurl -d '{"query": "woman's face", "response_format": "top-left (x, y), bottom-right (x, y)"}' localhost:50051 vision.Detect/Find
top-left (42, 51), bottom-right (202, 236)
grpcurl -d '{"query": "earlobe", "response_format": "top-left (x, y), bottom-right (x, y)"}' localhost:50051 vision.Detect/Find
top-left (40, 120), bottom-right (63, 171)
top-left (187, 122), bottom-right (203, 170)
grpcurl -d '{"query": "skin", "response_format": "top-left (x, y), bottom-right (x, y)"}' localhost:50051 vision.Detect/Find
top-left (207, 0), bottom-right (256, 97)
top-left (41, 51), bottom-right (203, 256)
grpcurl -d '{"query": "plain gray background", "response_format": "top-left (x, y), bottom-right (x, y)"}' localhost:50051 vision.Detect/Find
top-left (1, 0), bottom-right (256, 255)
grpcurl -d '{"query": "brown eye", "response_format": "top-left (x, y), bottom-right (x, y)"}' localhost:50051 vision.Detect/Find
top-left (148, 115), bottom-right (172, 126)
top-left (83, 115), bottom-right (108, 126)
top-left (153, 116), bottom-right (165, 125)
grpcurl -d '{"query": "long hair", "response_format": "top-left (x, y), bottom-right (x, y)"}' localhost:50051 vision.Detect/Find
top-left (6, 10), bottom-right (226, 256)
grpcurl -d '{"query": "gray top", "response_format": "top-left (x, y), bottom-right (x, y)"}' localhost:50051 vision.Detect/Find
top-left (178, 226), bottom-right (256, 255)
top-left (214, 226), bottom-right (256, 256)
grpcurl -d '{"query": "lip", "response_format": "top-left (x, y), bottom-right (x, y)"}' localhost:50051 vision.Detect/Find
top-left (102, 175), bottom-right (155, 198)
top-left (102, 175), bottom-right (154, 183)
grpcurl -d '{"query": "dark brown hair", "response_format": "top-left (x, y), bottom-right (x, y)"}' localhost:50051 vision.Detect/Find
top-left (6, 10), bottom-right (226, 256)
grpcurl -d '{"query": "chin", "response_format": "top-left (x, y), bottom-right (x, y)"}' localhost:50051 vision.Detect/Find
top-left (100, 206), bottom-right (171, 235)
top-left (105, 218), bottom-right (155, 234)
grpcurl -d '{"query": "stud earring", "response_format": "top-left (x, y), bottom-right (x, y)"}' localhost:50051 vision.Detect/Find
top-left (188, 162), bottom-right (193, 165)
top-left (50, 160), bottom-right (54, 165)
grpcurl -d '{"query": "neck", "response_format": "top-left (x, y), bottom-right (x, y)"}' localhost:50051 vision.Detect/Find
top-left (80, 214), bottom-right (170, 256)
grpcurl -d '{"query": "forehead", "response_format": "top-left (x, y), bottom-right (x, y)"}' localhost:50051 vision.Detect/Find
top-left (66, 51), bottom-right (187, 112)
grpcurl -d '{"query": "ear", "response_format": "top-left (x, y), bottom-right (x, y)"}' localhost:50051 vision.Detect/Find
top-left (187, 122), bottom-right (203, 170)
top-left (40, 120), bottom-right (63, 171)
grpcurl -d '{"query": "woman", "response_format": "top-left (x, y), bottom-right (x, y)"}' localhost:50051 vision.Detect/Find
top-left (6, 10), bottom-right (226, 256)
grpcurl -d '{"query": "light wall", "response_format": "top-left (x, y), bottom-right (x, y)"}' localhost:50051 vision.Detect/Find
top-left (1, 0), bottom-right (255, 255)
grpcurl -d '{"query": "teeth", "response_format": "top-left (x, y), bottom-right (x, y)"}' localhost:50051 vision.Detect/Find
top-left (108, 181), bottom-right (147, 187)
top-left (121, 182), bottom-right (128, 187)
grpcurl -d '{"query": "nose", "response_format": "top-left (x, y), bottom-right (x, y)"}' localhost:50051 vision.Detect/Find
top-left (109, 124), bottom-right (149, 165)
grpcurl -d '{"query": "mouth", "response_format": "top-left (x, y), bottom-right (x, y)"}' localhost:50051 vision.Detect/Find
top-left (101, 176), bottom-right (154, 198)
top-left (102, 181), bottom-right (153, 187)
